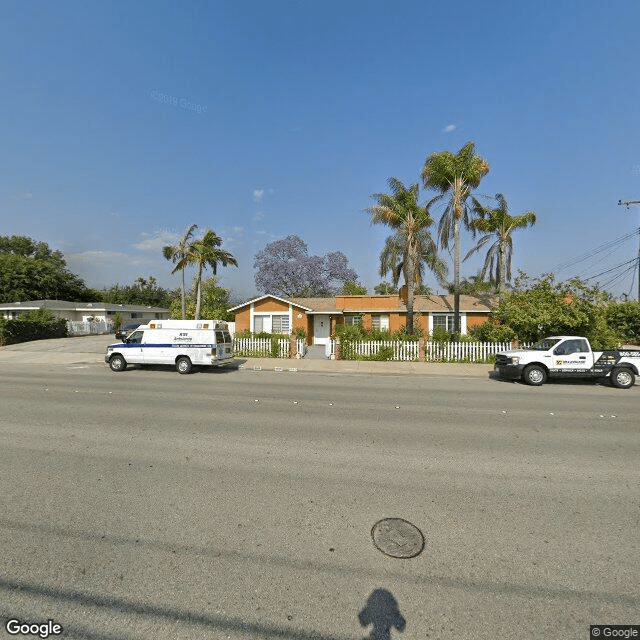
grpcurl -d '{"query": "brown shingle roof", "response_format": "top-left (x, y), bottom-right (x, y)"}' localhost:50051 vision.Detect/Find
top-left (290, 297), bottom-right (342, 313)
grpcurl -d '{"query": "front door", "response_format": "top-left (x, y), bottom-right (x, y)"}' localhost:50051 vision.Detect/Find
top-left (313, 315), bottom-right (330, 345)
top-left (551, 338), bottom-right (594, 374)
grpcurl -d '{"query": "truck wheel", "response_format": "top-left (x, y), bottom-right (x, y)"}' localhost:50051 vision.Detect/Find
top-left (523, 364), bottom-right (546, 386)
top-left (176, 356), bottom-right (192, 374)
top-left (109, 354), bottom-right (127, 372)
top-left (610, 368), bottom-right (635, 389)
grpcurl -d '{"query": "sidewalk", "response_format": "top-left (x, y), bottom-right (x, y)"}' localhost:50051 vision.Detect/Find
top-left (0, 335), bottom-right (493, 378)
top-left (238, 356), bottom-right (492, 377)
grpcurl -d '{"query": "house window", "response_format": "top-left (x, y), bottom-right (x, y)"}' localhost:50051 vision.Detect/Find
top-left (432, 314), bottom-right (454, 332)
top-left (271, 315), bottom-right (290, 334)
top-left (253, 315), bottom-right (266, 333)
top-left (344, 315), bottom-right (362, 325)
top-left (130, 312), bottom-right (142, 319)
top-left (371, 314), bottom-right (389, 331)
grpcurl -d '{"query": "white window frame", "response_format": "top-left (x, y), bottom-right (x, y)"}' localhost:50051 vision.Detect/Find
top-left (429, 313), bottom-right (468, 334)
top-left (371, 314), bottom-right (390, 331)
top-left (271, 314), bottom-right (290, 334)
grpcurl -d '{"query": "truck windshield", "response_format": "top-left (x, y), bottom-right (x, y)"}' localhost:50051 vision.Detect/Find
top-left (531, 338), bottom-right (561, 351)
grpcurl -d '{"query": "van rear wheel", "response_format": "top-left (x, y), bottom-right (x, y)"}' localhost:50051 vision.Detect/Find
top-left (176, 356), bottom-right (192, 374)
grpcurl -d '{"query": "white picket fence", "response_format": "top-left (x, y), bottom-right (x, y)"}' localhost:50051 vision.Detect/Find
top-left (332, 339), bottom-right (528, 362)
top-left (232, 337), bottom-right (527, 362)
top-left (67, 320), bottom-right (114, 336)
top-left (233, 337), bottom-right (290, 358)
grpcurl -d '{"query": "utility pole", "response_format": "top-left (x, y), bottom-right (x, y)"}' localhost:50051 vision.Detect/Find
top-left (618, 199), bottom-right (640, 301)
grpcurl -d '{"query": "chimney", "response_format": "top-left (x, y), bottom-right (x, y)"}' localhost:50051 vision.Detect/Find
top-left (398, 285), bottom-right (408, 304)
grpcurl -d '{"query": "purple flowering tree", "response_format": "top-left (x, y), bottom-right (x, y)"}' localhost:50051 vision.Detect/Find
top-left (254, 235), bottom-right (359, 297)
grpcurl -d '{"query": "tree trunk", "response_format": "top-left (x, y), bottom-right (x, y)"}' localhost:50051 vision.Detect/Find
top-left (497, 243), bottom-right (506, 301)
top-left (195, 264), bottom-right (203, 320)
top-left (453, 177), bottom-right (462, 336)
top-left (453, 217), bottom-right (460, 335)
top-left (180, 268), bottom-right (186, 319)
top-left (406, 248), bottom-right (415, 335)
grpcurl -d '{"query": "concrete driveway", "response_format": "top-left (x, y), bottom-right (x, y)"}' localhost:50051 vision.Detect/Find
top-left (0, 335), bottom-right (494, 377)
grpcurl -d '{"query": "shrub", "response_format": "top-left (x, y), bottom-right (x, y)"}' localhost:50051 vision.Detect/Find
top-left (393, 325), bottom-right (424, 340)
top-left (430, 326), bottom-right (452, 343)
top-left (0, 309), bottom-right (68, 345)
top-left (469, 320), bottom-right (517, 343)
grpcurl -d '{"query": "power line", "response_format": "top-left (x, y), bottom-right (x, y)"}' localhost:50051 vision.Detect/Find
top-left (552, 228), bottom-right (639, 274)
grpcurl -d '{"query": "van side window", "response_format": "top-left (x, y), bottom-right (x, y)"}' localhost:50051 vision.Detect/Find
top-left (128, 331), bottom-right (144, 344)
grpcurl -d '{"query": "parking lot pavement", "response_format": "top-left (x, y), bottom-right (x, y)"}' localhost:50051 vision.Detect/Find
top-left (0, 335), bottom-right (492, 376)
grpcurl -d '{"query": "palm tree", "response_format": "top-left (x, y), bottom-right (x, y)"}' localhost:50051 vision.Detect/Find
top-left (379, 228), bottom-right (447, 298)
top-left (421, 142), bottom-right (489, 334)
top-left (465, 193), bottom-right (537, 295)
top-left (366, 178), bottom-right (443, 334)
top-left (185, 229), bottom-right (238, 319)
top-left (163, 224), bottom-right (198, 319)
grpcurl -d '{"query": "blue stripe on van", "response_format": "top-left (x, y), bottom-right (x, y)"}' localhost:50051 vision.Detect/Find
top-left (110, 343), bottom-right (216, 349)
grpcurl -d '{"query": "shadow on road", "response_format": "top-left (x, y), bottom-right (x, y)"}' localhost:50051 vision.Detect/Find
top-left (358, 589), bottom-right (406, 640)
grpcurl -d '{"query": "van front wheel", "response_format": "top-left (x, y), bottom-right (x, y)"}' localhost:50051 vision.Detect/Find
top-left (176, 356), bottom-right (192, 374)
top-left (109, 354), bottom-right (127, 372)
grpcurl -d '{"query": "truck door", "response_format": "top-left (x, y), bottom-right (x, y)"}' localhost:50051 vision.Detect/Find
top-left (552, 338), bottom-right (593, 374)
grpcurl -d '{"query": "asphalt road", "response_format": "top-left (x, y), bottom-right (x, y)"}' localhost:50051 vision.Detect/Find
top-left (0, 362), bottom-right (638, 639)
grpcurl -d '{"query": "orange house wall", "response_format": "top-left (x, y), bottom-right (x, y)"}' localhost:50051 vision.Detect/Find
top-left (253, 299), bottom-right (290, 313)
top-left (466, 313), bottom-right (490, 330)
top-left (235, 308), bottom-right (251, 332)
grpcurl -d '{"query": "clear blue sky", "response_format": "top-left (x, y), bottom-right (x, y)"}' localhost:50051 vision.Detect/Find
top-left (2, 0), bottom-right (639, 300)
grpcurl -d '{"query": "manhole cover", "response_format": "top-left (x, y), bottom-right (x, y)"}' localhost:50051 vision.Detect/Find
top-left (371, 518), bottom-right (425, 558)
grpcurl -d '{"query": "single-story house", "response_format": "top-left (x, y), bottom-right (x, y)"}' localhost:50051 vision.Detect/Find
top-left (229, 291), bottom-right (495, 345)
top-left (0, 300), bottom-right (171, 324)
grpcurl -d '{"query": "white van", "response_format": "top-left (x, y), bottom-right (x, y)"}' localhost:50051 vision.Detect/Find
top-left (105, 320), bottom-right (234, 374)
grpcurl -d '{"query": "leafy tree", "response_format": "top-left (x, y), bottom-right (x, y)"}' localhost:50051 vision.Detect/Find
top-left (254, 235), bottom-right (358, 297)
top-left (170, 276), bottom-right (234, 321)
top-left (374, 282), bottom-right (398, 295)
top-left (465, 193), bottom-right (537, 295)
top-left (604, 301), bottom-right (640, 344)
top-left (163, 224), bottom-right (198, 319)
top-left (101, 277), bottom-right (176, 307)
top-left (183, 229), bottom-right (238, 319)
top-left (492, 272), bottom-right (621, 348)
top-left (0, 235), bottom-right (98, 302)
top-left (342, 281), bottom-right (367, 294)
top-left (366, 178), bottom-right (444, 334)
top-left (422, 142), bottom-right (490, 334)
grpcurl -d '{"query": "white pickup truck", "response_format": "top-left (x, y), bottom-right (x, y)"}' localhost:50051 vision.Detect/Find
top-left (494, 336), bottom-right (640, 389)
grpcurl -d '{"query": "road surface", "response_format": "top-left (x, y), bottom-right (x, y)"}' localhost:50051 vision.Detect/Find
top-left (0, 362), bottom-right (637, 639)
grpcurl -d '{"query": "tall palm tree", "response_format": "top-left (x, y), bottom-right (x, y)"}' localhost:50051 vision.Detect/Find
top-left (421, 142), bottom-right (489, 334)
top-left (185, 229), bottom-right (238, 320)
top-left (163, 224), bottom-right (198, 319)
top-left (366, 178), bottom-right (442, 334)
top-left (379, 228), bottom-right (448, 298)
top-left (465, 193), bottom-right (537, 295)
